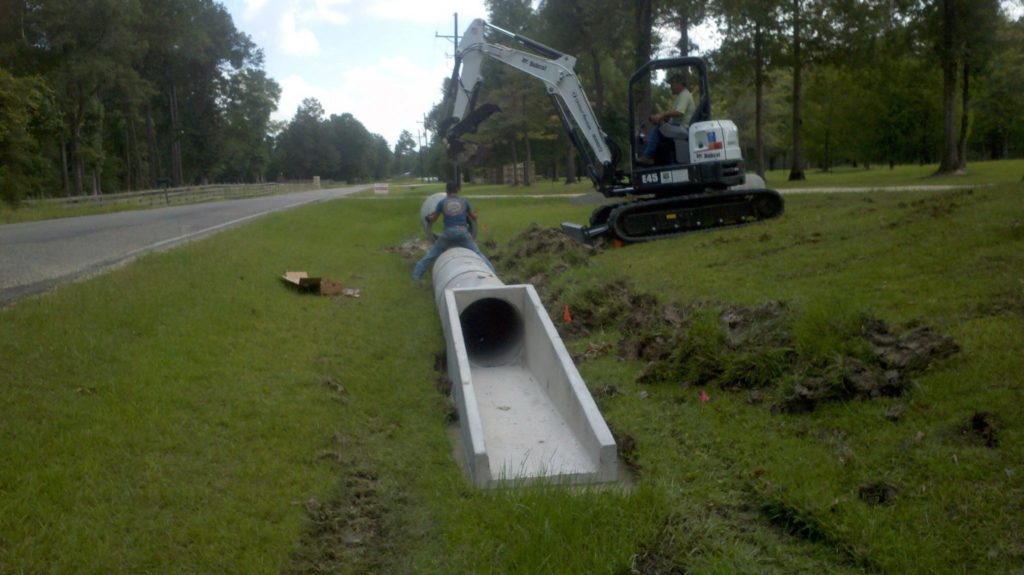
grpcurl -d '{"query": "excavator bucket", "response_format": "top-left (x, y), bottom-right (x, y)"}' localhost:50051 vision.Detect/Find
top-left (444, 103), bottom-right (501, 165)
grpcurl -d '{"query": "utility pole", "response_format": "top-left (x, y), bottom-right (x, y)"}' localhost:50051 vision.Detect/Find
top-left (417, 114), bottom-right (428, 182)
top-left (436, 13), bottom-right (461, 183)
top-left (416, 128), bottom-right (425, 181)
top-left (435, 12), bottom-right (459, 52)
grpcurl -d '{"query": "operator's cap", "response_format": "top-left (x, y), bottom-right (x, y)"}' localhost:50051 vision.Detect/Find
top-left (667, 73), bottom-right (689, 85)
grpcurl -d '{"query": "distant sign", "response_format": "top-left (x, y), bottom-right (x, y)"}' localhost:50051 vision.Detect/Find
top-left (373, 183), bottom-right (389, 195)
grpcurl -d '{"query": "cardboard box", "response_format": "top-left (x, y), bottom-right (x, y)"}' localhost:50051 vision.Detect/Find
top-left (281, 271), bottom-right (344, 296)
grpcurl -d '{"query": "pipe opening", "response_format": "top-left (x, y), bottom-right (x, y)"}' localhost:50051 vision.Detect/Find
top-left (459, 298), bottom-right (523, 366)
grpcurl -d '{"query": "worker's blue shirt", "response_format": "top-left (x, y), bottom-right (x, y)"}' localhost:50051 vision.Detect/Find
top-left (435, 195), bottom-right (472, 231)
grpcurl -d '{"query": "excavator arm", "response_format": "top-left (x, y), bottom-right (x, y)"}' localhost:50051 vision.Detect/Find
top-left (443, 19), bottom-right (619, 190)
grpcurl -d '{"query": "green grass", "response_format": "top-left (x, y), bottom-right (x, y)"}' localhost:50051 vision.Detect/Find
top-left (2, 178), bottom-right (1022, 573)
top-left (765, 158), bottom-right (1024, 189)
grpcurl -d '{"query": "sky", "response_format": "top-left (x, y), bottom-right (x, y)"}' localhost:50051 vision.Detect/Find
top-left (219, 0), bottom-right (492, 149)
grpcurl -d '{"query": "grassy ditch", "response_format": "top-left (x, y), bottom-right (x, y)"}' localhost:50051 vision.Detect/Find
top-left (1, 183), bottom-right (1022, 573)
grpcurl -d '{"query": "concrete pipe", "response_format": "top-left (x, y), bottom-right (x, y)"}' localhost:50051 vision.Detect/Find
top-left (427, 245), bottom-right (618, 487)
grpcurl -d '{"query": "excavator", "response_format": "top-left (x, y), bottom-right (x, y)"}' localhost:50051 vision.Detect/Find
top-left (439, 19), bottom-right (784, 244)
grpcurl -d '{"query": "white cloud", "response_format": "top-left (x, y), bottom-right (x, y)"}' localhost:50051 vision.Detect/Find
top-left (363, 0), bottom-right (487, 23)
top-left (242, 0), bottom-right (269, 20)
top-left (280, 8), bottom-right (320, 55)
top-left (303, 0), bottom-right (352, 25)
top-left (273, 55), bottom-right (451, 146)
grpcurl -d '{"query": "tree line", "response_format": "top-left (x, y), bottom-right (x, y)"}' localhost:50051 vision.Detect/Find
top-left (425, 0), bottom-right (1024, 183)
top-left (0, 0), bottom-right (404, 205)
top-left (3, 1), bottom-right (1022, 204)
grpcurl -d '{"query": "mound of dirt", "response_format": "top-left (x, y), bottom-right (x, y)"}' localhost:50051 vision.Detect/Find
top-left (490, 223), bottom-right (600, 290)
top-left (384, 238), bottom-right (430, 259)
top-left (776, 318), bottom-right (958, 413)
top-left (553, 278), bottom-right (958, 413)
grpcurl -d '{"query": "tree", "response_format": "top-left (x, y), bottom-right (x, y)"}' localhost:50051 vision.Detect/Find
top-left (927, 0), bottom-right (1000, 174)
top-left (712, 0), bottom-right (786, 177)
top-left (0, 70), bottom-right (57, 203)
top-left (220, 63), bottom-right (281, 182)
top-left (392, 130), bottom-right (418, 176)
top-left (973, 16), bottom-right (1024, 158)
top-left (662, 0), bottom-right (710, 56)
top-left (786, 0), bottom-right (808, 181)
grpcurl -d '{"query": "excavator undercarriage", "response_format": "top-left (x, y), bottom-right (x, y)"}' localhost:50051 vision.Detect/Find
top-left (563, 187), bottom-right (785, 244)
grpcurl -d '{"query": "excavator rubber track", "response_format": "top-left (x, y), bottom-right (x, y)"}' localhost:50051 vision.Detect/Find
top-left (566, 188), bottom-right (784, 244)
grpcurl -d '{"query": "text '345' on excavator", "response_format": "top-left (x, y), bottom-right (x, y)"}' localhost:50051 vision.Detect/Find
top-left (439, 18), bottom-right (784, 244)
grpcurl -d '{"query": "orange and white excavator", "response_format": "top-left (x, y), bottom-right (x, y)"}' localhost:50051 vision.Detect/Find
top-left (439, 18), bottom-right (784, 244)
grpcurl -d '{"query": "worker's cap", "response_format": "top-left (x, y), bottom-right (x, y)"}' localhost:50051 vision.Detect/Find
top-left (445, 180), bottom-right (460, 193)
top-left (666, 73), bottom-right (689, 85)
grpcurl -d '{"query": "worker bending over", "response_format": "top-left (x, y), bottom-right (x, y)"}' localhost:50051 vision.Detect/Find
top-left (412, 181), bottom-right (496, 281)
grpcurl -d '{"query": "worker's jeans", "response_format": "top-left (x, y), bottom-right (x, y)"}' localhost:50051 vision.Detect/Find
top-left (642, 122), bottom-right (687, 159)
top-left (412, 228), bottom-right (495, 281)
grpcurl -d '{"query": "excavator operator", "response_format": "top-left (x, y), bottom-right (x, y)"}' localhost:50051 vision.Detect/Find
top-left (637, 73), bottom-right (697, 165)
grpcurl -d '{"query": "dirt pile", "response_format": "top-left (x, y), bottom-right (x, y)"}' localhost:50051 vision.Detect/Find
top-left (778, 320), bottom-right (960, 413)
top-left (490, 223), bottom-right (601, 290)
top-left (554, 278), bottom-right (958, 413)
top-left (384, 237), bottom-right (430, 259)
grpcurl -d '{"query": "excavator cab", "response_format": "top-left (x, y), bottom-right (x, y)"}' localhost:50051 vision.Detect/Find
top-left (628, 58), bottom-right (745, 198)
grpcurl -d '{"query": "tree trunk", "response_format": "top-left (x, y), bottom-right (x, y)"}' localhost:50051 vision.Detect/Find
top-left (170, 85), bottom-right (184, 186)
top-left (634, 0), bottom-right (654, 125)
top-left (60, 134), bottom-right (70, 197)
top-left (72, 123), bottom-right (84, 196)
top-left (565, 140), bottom-right (577, 184)
top-left (936, 0), bottom-right (959, 174)
top-left (123, 125), bottom-right (132, 191)
top-left (523, 133), bottom-right (532, 186)
top-left (145, 103), bottom-right (159, 188)
top-left (957, 59), bottom-right (970, 170)
top-left (589, 48), bottom-right (605, 117)
top-left (824, 128), bottom-right (831, 172)
top-left (522, 94), bottom-right (532, 186)
top-left (788, 0), bottom-right (806, 182)
top-left (677, 8), bottom-right (690, 55)
top-left (754, 23), bottom-right (766, 178)
top-left (511, 140), bottom-right (519, 186)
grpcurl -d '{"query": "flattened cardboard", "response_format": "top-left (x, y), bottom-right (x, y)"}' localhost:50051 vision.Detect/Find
top-left (281, 271), bottom-right (359, 297)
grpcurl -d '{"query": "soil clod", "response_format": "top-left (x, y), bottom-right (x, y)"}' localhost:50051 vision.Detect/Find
top-left (858, 481), bottom-right (898, 506)
top-left (962, 411), bottom-right (1001, 448)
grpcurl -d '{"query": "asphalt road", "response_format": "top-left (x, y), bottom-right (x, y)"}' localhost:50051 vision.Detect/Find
top-left (0, 185), bottom-right (366, 306)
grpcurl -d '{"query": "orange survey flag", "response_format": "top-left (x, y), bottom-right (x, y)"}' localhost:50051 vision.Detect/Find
top-left (563, 304), bottom-right (572, 324)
